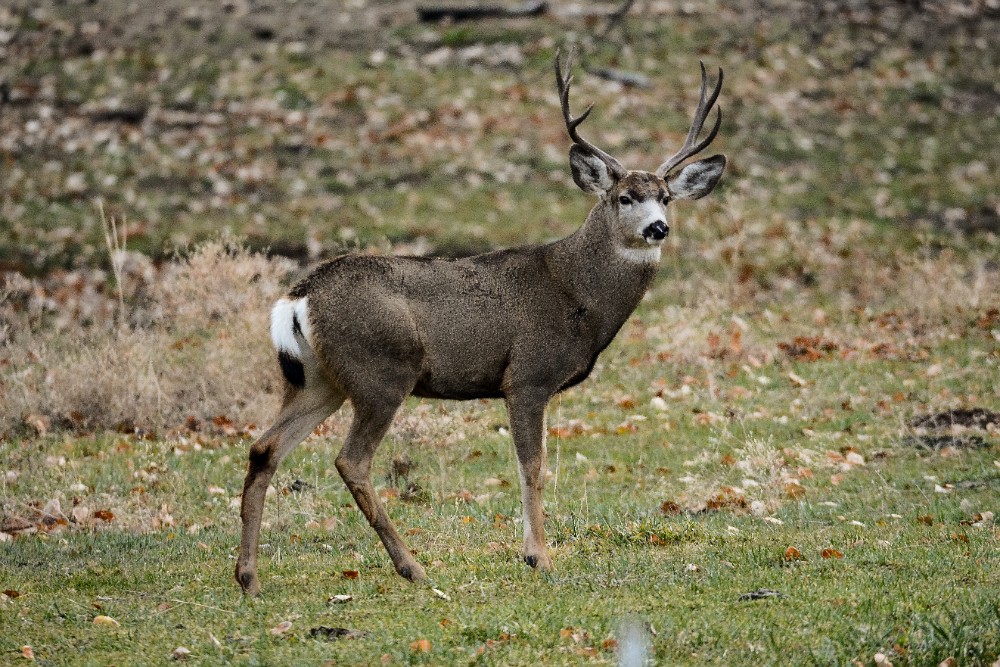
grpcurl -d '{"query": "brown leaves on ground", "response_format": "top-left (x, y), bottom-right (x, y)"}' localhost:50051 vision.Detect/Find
top-left (821, 548), bottom-right (844, 559)
top-left (777, 336), bottom-right (839, 362)
top-left (409, 638), bottom-right (432, 653)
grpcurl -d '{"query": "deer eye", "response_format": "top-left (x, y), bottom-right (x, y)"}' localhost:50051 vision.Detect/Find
top-left (618, 195), bottom-right (632, 206)
top-left (661, 195), bottom-right (671, 205)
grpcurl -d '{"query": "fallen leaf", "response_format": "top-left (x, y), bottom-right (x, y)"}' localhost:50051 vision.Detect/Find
top-left (328, 594), bottom-right (353, 604)
top-left (785, 482), bottom-right (806, 499)
top-left (784, 546), bottom-right (802, 561)
top-left (342, 570), bottom-right (359, 580)
top-left (431, 588), bottom-right (450, 601)
top-left (171, 646), bottom-right (191, 660)
top-left (821, 548), bottom-right (844, 559)
top-left (93, 615), bottom-right (120, 627)
top-left (917, 515), bottom-right (934, 526)
top-left (602, 638), bottom-right (618, 650)
top-left (939, 659), bottom-right (956, 667)
top-left (409, 638), bottom-right (432, 653)
top-left (71, 506), bottom-right (92, 523)
top-left (4, 589), bottom-right (21, 598)
top-left (788, 371), bottom-right (808, 387)
top-left (270, 621), bottom-right (292, 636)
top-left (94, 510), bottom-right (115, 522)
top-left (21, 646), bottom-right (34, 660)
top-left (874, 652), bottom-right (893, 667)
top-left (660, 500), bottom-right (681, 515)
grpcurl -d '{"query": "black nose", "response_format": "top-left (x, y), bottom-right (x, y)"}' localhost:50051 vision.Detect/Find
top-left (643, 220), bottom-right (669, 240)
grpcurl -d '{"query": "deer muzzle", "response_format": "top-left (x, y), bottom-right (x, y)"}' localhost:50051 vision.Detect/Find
top-left (642, 220), bottom-right (669, 241)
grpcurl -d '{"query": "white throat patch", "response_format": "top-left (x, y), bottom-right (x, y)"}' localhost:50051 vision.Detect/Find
top-left (616, 245), bottom-right (662, 263)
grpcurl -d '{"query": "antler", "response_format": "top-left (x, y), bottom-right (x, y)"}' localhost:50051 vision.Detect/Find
top-left (654, 63), bottom-right (723, 177)
top-left (554, 48), bottom-right (627, 179)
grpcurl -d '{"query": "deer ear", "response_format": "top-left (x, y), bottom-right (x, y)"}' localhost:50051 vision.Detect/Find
top-left (569, 145), bottom-right (618, 195)
top-left (667, 154), bottom-right (726, 200)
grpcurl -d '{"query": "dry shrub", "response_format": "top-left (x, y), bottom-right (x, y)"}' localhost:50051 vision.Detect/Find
top-left (0, 240), bottom-right (296, 435)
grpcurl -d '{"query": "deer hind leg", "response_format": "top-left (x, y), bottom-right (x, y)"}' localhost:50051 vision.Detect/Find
top-left (236, 383), bottom-right (344, 595)
top-left (507, 392), bottom-right (554, 572)
top-left (335, 394), bottom-right (427, 583)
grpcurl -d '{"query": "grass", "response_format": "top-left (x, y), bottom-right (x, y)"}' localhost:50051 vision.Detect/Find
top-left (2, 374), bottom-right (999, 664)
top-left (2, 1), bottom-right (1000, 664)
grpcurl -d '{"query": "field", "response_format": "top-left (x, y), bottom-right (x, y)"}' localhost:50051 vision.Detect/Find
top-left (2, 1), bottom-right (999, 664)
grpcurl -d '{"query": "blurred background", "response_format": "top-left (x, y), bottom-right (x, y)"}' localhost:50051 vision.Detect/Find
top-left (1, 0), bottom-right (997, 433)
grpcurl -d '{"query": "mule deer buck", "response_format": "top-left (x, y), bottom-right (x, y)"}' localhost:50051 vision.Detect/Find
top-left (236, 50), bottom-right (725, 595)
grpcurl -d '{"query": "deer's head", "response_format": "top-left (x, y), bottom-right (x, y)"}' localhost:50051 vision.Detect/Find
top-left (555, 50), bottom-right (726, 257)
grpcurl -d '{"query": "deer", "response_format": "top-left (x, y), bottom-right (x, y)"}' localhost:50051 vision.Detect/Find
top-left (236, 49), bottom-right (725, 595)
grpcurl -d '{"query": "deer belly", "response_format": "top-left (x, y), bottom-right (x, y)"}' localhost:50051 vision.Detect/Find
top-left (411, 338), bottom-right (507, 400)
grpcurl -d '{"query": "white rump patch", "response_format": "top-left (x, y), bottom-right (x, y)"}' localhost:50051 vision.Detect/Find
top-left (270, 296), bottom-right (311, 357)
top-left (617, 245), bottom-right (662, 263)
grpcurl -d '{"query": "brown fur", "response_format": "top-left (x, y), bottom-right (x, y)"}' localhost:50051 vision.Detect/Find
top-left (236, 58), bottom-right (726, 595)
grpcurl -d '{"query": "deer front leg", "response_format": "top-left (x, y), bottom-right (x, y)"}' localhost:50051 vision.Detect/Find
top-left (506, 392), bottom-right (553, 572)
top-left (336, 399), bottom-right (427, 583)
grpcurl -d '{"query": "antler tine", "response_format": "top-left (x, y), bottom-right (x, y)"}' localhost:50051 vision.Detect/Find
top-left (555, 48), bottom-right (627, 178)
top-left (655, 62), bottom-right (724, 177)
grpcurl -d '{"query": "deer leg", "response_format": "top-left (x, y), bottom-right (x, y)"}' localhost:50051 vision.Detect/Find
top-left (336, 397), bottom-right (427, 582)
top-left (236, 384), bottom-right (344, 595)
top-left (507, 393), bottom-right (553, 571)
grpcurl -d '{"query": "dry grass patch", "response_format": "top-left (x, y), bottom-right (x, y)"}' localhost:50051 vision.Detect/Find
top-left (1, 240), bottom-right (295, 436)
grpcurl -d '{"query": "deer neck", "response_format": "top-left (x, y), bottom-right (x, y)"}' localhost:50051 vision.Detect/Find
top-left (545, 207), bottom-right (659, 342)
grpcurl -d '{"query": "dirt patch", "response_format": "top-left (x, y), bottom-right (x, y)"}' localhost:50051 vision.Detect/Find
top-left (904, 434), bottom-right (991, 451)
top-left (909, 409), bottom-right (1000, 430)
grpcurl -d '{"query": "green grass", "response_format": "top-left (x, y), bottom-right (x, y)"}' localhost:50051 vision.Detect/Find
top-left (3, 340), bottom-right (1000, 664)
top-left (2, 2), bottom-right (999, 664)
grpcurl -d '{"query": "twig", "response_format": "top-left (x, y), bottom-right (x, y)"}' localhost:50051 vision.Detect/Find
top-left (159, 599), bottom-right (237, 615)
top-left (599, 0), bottom-right (636, 39)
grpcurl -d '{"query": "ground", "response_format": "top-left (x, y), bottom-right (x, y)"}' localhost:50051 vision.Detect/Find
top-left (1, 1), bottom-right (999, 664)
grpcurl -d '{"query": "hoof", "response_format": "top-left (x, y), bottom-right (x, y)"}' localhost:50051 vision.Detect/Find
top-left (236, 568), bottom-right (261, 596)
top-left (397, 562), bottom-right (427, 583)
top-left (523, 553), bottom-right (553, 571)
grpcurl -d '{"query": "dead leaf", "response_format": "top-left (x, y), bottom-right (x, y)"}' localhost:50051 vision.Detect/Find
top-left (93, 615), bottom-right (120, 627)
top-left (4, 589), bottom-right (21, 598)
top-left (917, 515), bottom-right (934, 526)
top-left (342, 570), bottom-right (359, 580)
top-left (328, 594), bottom-right (353, 604)
top-left (821, 548), bottom-right (843, 559)
top-left (171, 646), bottom-right (191, 660)
top-left (785, 482), bottom-right (806, 499)
top-left (409, 638), bottom-right (432, 653)
top-left (874, 652), bottom-right (893, 667)
top-left (939, 659), bottom-right (956, 667)
top-left (21, 646), bottom-right (34, 660)
top-left (788, 371), bottom-right (808, 387)
top-left (784, 546), bottom-right (802, 561)
top-left (270, 621), bottom-right (292, 636)
top-left (94, 510), bottom-right (115, 522)
top-left (431, 588), bottom-right (450, 601)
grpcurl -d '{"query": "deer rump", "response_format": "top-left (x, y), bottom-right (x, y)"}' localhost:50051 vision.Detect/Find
top-left (270, 248), bottom-right (650, 403)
